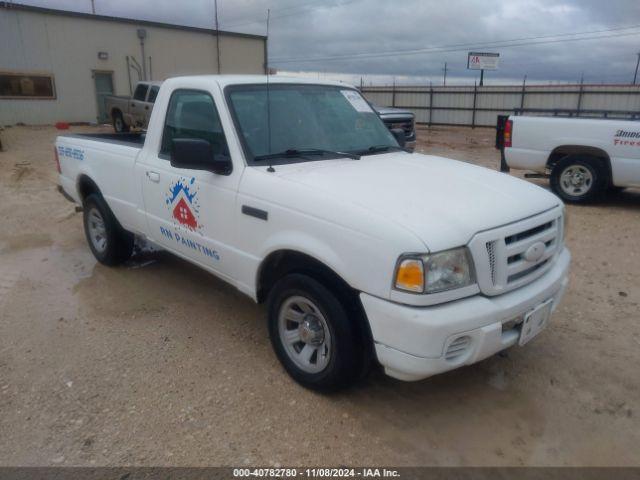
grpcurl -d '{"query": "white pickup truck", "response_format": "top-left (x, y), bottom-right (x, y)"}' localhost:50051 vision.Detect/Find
top-left (56, 76), bottom-right (570, 391)
top-left (502, 115), bottom-right (640, 202)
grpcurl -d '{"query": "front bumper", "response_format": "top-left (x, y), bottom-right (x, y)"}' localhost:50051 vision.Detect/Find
top-left (361, 247), bottom-right (570, 381)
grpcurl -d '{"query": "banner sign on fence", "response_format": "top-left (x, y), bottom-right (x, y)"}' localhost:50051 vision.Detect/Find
top-left (467, 52), bottom-right (500, 70)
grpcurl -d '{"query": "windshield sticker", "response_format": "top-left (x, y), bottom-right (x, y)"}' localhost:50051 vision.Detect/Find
top-left (341, 90), bottom-right (373, 113)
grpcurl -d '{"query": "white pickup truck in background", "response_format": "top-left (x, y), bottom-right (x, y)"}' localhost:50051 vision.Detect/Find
top-left (502, 115), bottom-right (640, 202)
top-left (56, 76), bottom-right (570, 391)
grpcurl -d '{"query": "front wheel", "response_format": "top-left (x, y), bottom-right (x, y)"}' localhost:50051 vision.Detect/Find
top-left (267, 274), bottom-right (365, 392)
top-left (550, 155), bottom-right (606, 203)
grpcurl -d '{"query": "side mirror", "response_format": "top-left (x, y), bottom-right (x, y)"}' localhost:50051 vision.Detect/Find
top-left (390, 128), bottom-right (406, 148)
top-left (170, 138), bottom-right (232, 175)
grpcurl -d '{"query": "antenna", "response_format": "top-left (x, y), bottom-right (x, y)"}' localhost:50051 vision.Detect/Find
top-left (214, 0), bottom-right (221, 74)
top-left (265, 9), bottom-right (274, 172)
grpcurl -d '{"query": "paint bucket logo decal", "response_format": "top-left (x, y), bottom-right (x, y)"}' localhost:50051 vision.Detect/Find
top-left (165, 177), bottom-right (202, 232)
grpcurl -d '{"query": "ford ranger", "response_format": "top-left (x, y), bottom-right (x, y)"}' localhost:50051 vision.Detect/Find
top-left (500, 115), bottom-right (640, 203)
top-left (56, 76), bottom-right (570, 391)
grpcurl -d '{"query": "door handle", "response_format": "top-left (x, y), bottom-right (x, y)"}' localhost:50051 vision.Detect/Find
top-left (146, 171), bottom-right (160, 183)
top-left (131, 103), bottom-right (135, 107)
top-left (145, 106), bottom-right (149, 110)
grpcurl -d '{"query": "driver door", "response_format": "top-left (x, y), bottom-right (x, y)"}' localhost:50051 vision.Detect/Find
top-left (138, 88), bottom-right (240, 280)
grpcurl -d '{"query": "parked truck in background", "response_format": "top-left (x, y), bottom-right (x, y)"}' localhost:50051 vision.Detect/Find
top-left (105, 81), bottom-right (162, 133)
top-left (372, 105), bottom-right (416, 151)
top-left (500, 115), bottom-right (640, 203)
top-left (56, 76), bottom-right (570, 391)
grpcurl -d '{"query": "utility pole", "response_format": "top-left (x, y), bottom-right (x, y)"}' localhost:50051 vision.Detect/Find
top-left (90, 0), bottom-right (95, 14)
top-left (634, 52), bottom-right (640, 85)
top-left (479, 69), bottom-right (484, 86)
top-left (442, 62), bottom-right (448, 86)
top-left (214, 0), bottom-right (221, 74)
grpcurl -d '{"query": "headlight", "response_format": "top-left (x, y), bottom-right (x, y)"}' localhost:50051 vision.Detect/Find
top-left (394, 247), bottom-right (475, 294)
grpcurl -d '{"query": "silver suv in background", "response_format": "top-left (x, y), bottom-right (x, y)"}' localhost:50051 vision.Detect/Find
top-left (105, 81), bottom-right (162, 132)
top-left (373, 105), bottom-right (416, 151)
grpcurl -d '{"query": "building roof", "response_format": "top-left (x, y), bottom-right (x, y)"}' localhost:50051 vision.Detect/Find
top-left (0, 1), bottom-right (266, 41)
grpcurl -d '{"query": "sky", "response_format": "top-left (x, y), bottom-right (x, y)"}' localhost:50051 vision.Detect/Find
top-left (17, 0), bottom-right (640, 85)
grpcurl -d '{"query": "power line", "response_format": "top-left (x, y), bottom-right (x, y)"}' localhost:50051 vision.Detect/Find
top-left (221, 0), bottom-right (358, 29)
top-left (222, 0), bottom-right (325, 23)
top-left (271, 24), bottom-right (640, 64)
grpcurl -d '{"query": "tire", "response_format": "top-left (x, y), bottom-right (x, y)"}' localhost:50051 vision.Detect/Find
top-left (112, 111), bottom-right (129, 133)
top-left (82, 193), bottom-right (133, 266)
top-left (267, 273), bottom-right (365, 392)
top-left (550, 155), bottom-right (606, 203)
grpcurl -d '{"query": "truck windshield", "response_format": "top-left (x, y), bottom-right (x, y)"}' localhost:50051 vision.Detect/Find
top-left (226, 84), bottom-right (400, 165)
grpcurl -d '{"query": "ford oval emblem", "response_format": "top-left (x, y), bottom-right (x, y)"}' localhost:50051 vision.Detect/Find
top-left (524, 242), bottom-right (545, 262)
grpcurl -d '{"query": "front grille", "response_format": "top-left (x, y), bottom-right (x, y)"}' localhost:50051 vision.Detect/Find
top-left (469, 209), bottom-right (563, 296)
top-left (486, 240), bottom-right (497, 285)
top-left (383, 119), bottom-right (414, 138)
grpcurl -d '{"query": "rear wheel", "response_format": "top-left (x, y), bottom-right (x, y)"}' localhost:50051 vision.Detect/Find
top-left (112, 111), bottom-right (129, 133)
top-left (267, 274), bottom-right (365, 392)
top-left (550, 155), bottom-right (606, 203)
top-left (83, 194), bottom-right (133, 265)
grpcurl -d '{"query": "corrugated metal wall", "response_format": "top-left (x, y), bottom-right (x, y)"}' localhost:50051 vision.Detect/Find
top-left (362, 84), bottom-right (640, 128)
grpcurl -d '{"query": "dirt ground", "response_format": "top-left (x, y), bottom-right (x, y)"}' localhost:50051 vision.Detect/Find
top-left (0, 124), bottom-right (638, 467)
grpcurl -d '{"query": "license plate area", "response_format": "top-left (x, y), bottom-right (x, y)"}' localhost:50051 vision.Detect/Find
top-left (519, 298), bottom-right (553, 346)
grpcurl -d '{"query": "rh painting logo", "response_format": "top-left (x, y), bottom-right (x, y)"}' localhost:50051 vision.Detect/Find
top-left (160, 177), bottom-right (219, 262)
top-left (165, 177), bottom-right (203, 232)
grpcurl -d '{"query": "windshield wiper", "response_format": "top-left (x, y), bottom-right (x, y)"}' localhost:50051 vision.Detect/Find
top-left (254, 148), bottom-right (360, 162)
top-left (356, 144), bottom-right (405, 155)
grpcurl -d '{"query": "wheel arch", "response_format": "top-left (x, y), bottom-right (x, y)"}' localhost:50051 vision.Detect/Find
top-left (76, 174), bottom-right (102, 202)
top-left (546, 145), bottom-right (612, 183)
top-left (257, 249), bottom-right (351, 304)
top-left (256, 249), bottom-right (374, 356)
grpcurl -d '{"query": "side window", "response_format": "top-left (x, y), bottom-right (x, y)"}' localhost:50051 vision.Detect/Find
top-left (147, 86), bottom-right (159, 103)
top-left (133, 83), bottom-right (148, 101)
top-left (160, 89), bottom-right (230, 160)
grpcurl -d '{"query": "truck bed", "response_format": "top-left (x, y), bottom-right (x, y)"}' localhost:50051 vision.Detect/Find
top-left (62, 132), bottom-right (145, 148)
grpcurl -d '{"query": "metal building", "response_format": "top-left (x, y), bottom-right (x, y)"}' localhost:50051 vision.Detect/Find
top-left (0, 2), bottom-right (267, 125)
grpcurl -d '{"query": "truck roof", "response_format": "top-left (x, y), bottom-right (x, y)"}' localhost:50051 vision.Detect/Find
top-left (162, 75), bottom-right (353, 89)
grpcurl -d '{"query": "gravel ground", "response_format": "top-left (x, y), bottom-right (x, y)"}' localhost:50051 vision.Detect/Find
top-left (0, 124), bottom-right (638, 467)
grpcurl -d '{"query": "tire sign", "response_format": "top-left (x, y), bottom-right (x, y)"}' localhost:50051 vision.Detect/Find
top-left (467, 52), bottom-right (500, 70)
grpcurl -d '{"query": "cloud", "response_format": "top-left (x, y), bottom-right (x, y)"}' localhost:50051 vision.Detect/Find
top-left (22, 0), bottom-right (640, 84)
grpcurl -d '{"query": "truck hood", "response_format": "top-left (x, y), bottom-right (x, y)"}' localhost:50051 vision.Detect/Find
top-left (272, 153), bottom-right (561, 251)
top-left (373, 106), bottom-right (414, 117)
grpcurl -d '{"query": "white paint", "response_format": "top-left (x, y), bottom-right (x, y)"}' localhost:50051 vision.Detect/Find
top-left (56, 75), bottom-right (571, 382)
